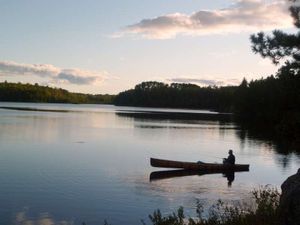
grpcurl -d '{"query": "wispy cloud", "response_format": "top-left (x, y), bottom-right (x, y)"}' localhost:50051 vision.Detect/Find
top-left (0, 61), bottom-right (108, 85)
top-left (118, 0), bottom-right (293, 39)
top-left (167, 77), bottom-right (241, 86)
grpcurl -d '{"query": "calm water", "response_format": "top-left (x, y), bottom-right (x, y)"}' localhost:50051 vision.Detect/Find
top-left (0, 103), bottom-right (299, 225)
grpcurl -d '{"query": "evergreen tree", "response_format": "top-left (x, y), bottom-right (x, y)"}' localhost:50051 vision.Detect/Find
top-left (250, 0), bottom-right (300, 76)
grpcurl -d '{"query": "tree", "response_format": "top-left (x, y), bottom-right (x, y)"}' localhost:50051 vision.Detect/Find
top-left (247, 0), bottom-right (300, 139)
top-left (250, 0), bottom-right (300, 76)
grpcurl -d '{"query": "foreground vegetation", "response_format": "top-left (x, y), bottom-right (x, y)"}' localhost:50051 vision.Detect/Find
top-left (90, 187), bottom-right (280, 225)
top-left (144, 187), bottom-right (280, 225)
top-left (0, 82), bottom-right (115, 104)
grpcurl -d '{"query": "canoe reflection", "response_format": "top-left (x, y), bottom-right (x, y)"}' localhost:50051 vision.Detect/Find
top-left (150, 170), bottom-right (246, 187)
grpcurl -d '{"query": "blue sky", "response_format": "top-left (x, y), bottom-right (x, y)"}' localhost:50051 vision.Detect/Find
top-left (0, 0), bottom-right (294, 94)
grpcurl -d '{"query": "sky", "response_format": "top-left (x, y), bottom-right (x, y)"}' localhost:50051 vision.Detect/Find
top-left (0, 0), bottom-right (295, 94)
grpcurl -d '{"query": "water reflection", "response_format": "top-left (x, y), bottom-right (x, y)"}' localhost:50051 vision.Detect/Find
top-left (150, 170), bottom-right (245, 188)
top-left (223, 171), bottom-right (235, 187)
top-left (236, 121), bottom-right (300, 153)
top-left (116, 110), bottom-right (300, 169)
top-left (0, 103), bottom-right (299, 225)
top-left (235, 127), bottom-right (300, 169)
top-left (116, 111), bottom-right (233, 122)
top-left (0, 106), bottom-right (71, 113)
top-left (14, 208), bottom-right (72, 225)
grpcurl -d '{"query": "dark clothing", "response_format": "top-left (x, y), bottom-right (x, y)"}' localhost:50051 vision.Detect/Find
top-left (226, 154), bottom-right (235, 165)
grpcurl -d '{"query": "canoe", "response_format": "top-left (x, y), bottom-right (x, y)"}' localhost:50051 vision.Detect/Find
top-left (150, 158), bottom-right (249, 171)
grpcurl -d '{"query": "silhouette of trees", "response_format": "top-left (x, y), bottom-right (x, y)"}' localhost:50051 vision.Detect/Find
top-left (114, 81), bottom-right (237, 111)
top-left (251, 1), bottom-right (300, 66)
top-left (0, 82), bottom-right (114, 104)
top-left (237, 0), bottom-right (300, 138)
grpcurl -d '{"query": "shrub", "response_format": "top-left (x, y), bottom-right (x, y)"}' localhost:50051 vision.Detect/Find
top-left (147, 186), bottom-right (280, 225)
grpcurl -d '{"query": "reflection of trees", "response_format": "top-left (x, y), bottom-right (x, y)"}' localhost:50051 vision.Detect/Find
top-left (116, 112), bottom-right (236, 141)
top-left (116, 111), bottom-right (233, 124)
top-left (236, 121), bottom-right (300, 152)
top-left (276, 155), bottom-right (291, 170)
top-left (235, 120), bottom-right (300, 168)
top-left (117, 110), bottom-right (300, 168)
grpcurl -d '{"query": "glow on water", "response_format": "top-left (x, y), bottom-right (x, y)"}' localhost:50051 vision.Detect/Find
top-left (0, 102), bottom-right (299, 225)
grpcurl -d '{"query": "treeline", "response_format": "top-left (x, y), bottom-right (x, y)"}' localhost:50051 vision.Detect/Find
top-left (0, 82), bottom-right (115, 104)
top-left (114, 82), bottom-right (237, 111)
top-left (235, 71), bottom-right (300, 139)
top-left (114, 72), bottom-right (300, 140)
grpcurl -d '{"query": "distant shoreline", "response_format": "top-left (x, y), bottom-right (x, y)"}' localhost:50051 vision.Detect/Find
top-left (0, 81), bottom-right (115, 104)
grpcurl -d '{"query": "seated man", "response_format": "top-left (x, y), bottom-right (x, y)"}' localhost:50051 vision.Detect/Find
top-left (223, 149), bottom-right (235, 165)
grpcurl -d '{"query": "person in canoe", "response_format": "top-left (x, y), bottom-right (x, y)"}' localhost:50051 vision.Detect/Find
top-left (223, 149), bottom-right (235, 165)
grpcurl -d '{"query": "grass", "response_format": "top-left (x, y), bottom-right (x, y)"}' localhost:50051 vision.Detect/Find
top-left (144, 186), bottom-right (280, 225)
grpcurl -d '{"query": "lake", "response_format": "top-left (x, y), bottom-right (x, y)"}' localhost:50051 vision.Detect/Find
top-left (0, 102), bottom-right (299, 225)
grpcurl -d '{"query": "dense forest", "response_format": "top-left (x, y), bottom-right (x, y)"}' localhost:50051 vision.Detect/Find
top-left (0, 82), bottom-right (115, 104)
top-left (114, 81), bottom-right (237, 111)
top-left (114, 71), bottom-right (300, 140)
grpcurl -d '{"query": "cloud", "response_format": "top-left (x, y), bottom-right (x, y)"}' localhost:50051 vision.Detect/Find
top-left (119, 0), bottom-right (293, 39)
top-left (0, 61), bottom-right (107, 85)
top-left (57, 69), bottom-right (101, 85)
top-left (0, 61), bottom-right (59, 77)
top-left (167, 77), bottom-right (241, 86)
